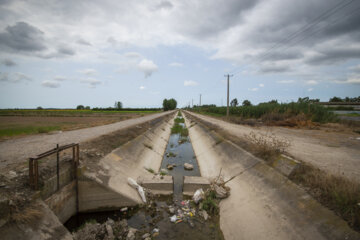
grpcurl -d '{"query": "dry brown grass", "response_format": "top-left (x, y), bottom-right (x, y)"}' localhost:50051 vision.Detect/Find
top-left (245, 131), bottom-right (290, 163)
top-left (290, 164), bottom-right (360, 231)
top-left (11, 203), bottom-right (43, 224)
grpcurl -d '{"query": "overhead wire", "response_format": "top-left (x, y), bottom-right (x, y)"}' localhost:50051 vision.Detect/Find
top-left (226, 0), bottom-right (358, 76)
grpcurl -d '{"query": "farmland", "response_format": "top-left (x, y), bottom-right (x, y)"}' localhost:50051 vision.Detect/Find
top-left (0, 109), bottom-right (161, 140)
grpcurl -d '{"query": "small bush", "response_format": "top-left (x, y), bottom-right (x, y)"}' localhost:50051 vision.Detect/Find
top-left (246, 131), bottom-right (290, 162)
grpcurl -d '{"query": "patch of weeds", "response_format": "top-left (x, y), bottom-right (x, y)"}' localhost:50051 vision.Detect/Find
top-left (174, 117), bottom-right (185, 123)
top-left (181, 127), bottom-right (189, 137)
top-left (245, 131), bottom-right (290, 163)
top-left (159, 170), bottom-right (168, 176)
top-left (201, 190), bottom-right (219, 215)
top-left (76, 219), bottom-right (97, 231)
top-left (170, 143), bottom-right (174, 148)
top-left (290, 163), bottom-right (360, 231)
top-left (167, 151), bottom-right (177, 157)
top-left (214, 136), bottom-right (224, 145)
top-left (171, 122), bottom-right (182, 134)
top-left (178, 111), bottom-right (182, 117)
top-left (143, 143), bottom-right (153, 150)
top-left (145, 167), bottom-right (155, 174)
top-left (11, 205), bottom-right (43, 224)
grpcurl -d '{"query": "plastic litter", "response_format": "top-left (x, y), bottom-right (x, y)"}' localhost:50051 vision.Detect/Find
top-left (192, 188), bottom-right (204, 204)
top-left (170, 215), bottom-right (177, 222)
top-left (152, 228), bottom-right (159, 233)
top-left (127, 177), bottom-right (147, 203)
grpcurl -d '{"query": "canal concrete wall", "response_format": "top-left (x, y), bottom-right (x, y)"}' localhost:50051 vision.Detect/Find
top-left (184, 110), bottom-right (360, 240)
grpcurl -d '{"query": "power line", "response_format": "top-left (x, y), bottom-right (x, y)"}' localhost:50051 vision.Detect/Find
top-left (227, 0), bottom-right (357, 76)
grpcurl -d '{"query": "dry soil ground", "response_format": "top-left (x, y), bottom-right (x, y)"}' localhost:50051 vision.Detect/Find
top-left (0, 114), bottom-right (146, 141)
top-left (0, 111), bottom-right (172, 174)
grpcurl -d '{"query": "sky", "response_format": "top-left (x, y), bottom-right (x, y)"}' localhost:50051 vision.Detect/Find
top-left (0, 0), bottom-right (360, 108)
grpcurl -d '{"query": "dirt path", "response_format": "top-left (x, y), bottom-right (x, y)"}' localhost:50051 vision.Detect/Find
top-left (185, 111), bottom-right (360, 182)
top-left (0, 111), bottom-right (173, 171)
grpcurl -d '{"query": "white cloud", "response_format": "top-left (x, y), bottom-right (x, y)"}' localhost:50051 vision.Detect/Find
top-left (305, 80), bottom-right (318, 85)
top-left (0, 72), bottom-right (31, 83)
top-left (54, 76), bottom-right (67, 81)
top-left (277, 80), bottom-right (295, 84)
top-left (79, 68), bottom-right (97, 76)
top-left (259, 83), bottom-right (264, 87)
top-left (184, 80), bottom-right (199, 86)
top-left (80, 78), bottom-right (102, 88)
top-left (335, 76), bottom-right (360, 84)
top-left (307, 88), bottom-right (314, 92)
top-left (42, 80), bottom-right (60, 88)
top-left (169, 62), bottom-right (183, 67)
top-left (138, 59), bottom-right (158, 78)
top-left (124, 52), bottom-right (142, 59)
top-left (139, 85), bottom-right (146, 90)
top-left (248, 87), bottom-right (258, 91)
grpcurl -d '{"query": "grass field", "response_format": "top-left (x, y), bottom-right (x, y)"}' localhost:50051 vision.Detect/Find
top-left (0, 109), bottom-right (161, 140)
top-left (189, 102), bottom-right (338, 126)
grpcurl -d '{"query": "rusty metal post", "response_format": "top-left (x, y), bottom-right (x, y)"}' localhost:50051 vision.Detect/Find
top-left (56, 144), bottom-right (60, 191)
top-left (29, 158), bottom-right (34, 189)
top-left (74, 144), bottom-right (79, 215)
top-left (34, 160), bottom-right (39, 190)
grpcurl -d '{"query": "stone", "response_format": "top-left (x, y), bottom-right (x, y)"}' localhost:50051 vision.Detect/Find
top-left (8, 171), bottom-right (17, 179)
top-left (119, 219), bottom-right (128, 229)
top-left (184, 163), bottom-right (194, 170)
top-left (106, 224), bottom-right (114, 239)
top-left (142, 233), bottom-right (151, 239)
top-left (214, 184), bottom-right (229, 199)
top-left (169, 206), bottom-right (175, 214)
top-left (166, 164), bottom-right (175, 170)
top-left (126, 227), bottom-right (137, 240)
top-left (200, 210), bottom-right (209, 221)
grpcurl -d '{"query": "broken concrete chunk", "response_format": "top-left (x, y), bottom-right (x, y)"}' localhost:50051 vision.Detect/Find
top-left (214, 184), bottom-right (229, 199)
top-left (142, 233), bottom-right (151, 239)
top-left (184, 163), bottom-right (194, 170)
top-left (127, 227), bottom-right (137, 240)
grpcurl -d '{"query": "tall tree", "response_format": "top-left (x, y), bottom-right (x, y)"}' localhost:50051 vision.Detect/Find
top-left (242, 100), bottom-right (252, 106)
top-left (230, 98), bottom-right (238, 107)
top-left (114, 101), bottom-right (123, 109)
top-left (163, 98), bottom-right (177, 111)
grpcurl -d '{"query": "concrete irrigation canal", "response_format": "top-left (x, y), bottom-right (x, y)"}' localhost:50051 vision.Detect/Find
top-left (0, 110), bottom-right (359, 239)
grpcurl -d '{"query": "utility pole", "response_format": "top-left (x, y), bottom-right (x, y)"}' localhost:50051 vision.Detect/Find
top-left (225, 74), bottom-right (233, 117)
top-left (192, 99), bottom-right (193, 108)
top-left (200, 94), bottom-right (202, 106)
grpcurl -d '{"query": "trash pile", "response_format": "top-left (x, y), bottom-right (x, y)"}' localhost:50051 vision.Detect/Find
top-left (72, 217), bottom-right (160, 240)
top-left (167, 176), bottom-right (231, 227)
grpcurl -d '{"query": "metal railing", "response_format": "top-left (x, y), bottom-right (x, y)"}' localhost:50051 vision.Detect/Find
top-left (29, 143), bottom-right (79, 191)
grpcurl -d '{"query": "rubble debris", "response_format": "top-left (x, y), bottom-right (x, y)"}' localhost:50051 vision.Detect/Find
top-left (214, 184), bottom-right (229, 199)
top-left (126, 227), bottom-right (137, 240)
top-left (142, 233), bottom-right (150, 239)
top-left (184, 163), bottom-right (194, 170)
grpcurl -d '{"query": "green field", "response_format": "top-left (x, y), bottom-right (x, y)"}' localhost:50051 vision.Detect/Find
top-left (0, 109), bottom-right (161, 139)
top-left (0, 109), bottom-right (161, 117)
top-left (189, 102), bottom-right (338, 124)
